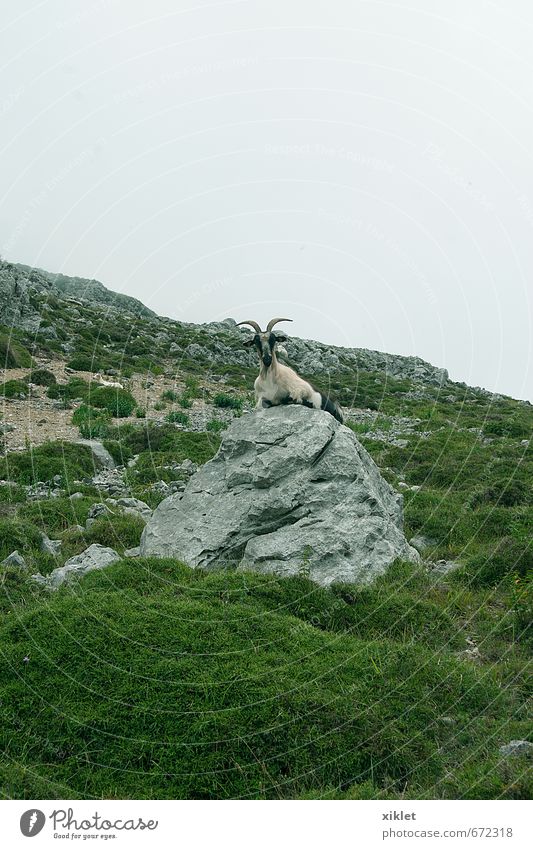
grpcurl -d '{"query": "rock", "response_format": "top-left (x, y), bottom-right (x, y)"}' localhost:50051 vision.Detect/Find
top-left (2, 550), bottom-right (27, 569)
top-left (76, 439), bottom-right (116, 470)
top-left (432, 559), bottom-right (460, 575)
top-left (114, 497), bottom-right (152, 522)
top-left (40, 534), bottom-right (62, 556)
top-left (410, 535), bottom-right (436, 552)
top-left (69, 492), bottom-right (84, 501)
top-left (38, 544), bottom-right (120, 588)
top-left (124, 546), bottom-right (141, 558)
top-left (86, 502), bottom-right (114, 529)
top-left (498, 740), bottom-right (533, 757)
top-left (141, 406), bottom-right (419, 586)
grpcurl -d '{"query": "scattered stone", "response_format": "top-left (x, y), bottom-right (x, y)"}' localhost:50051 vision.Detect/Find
top-left (141, 406), bottom-right (419, 586)
top-left (124, 546), bottom-right (141, 558)
top-left (498, 740), bottom-right (533, 757)
top-left (112, 497), bottom-right (152, 522)
top-left (76, 439), bottom-right (116, 470)
top-left (433, 559), bottom-right (460, 575)
top-left (40, 534), bottom-right (62, 556)
top-left (69, 492), bottom-right (84, 501)
top-left (1, 550), bottom-right (27, 569)
top-left (410, 535), bottom-right (437, 552)
top-left (86, 502), bottom-right (114, 529)
top-left (36, 544), bottom-right (121, 588)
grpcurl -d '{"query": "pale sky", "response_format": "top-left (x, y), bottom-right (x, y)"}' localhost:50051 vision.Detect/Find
top-left (1, 1), bottom-right (532, 401)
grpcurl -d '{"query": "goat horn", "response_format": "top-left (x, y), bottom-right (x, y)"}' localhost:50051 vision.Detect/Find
top-left (236, 320), bottom-right (262, 333)
top-left (266, 317), bottom-right (293, 332)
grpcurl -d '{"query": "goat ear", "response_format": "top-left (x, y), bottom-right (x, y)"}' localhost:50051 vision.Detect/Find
top-left (243, 337), bottom-right (255, 347)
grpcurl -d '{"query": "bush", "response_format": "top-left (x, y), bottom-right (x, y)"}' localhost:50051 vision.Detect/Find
top-left (206, 418), bottom-right (228, 434)
top-left (66, 354), bottom-right (99, 372)
top-left (0, 442), bottom-right (96, 486)
top-left (29, 368), bottom-right (57, 387)
top-left (0, 328), bottom-right (32, 368)
top-left (89, 386), bottom-right (136, 418)
top-left (166, 411), bottom-right (189, 426)
top-left (135, 408), bottom-right (146, 418)
top-left (161, 389), bottom-right (178, 402)
top-left (47, 378), bottom-right (89, 403)
top-left (213, 393), bottom-right (242, 410)
top-left (0, 379), bottom-right (28, 399)
top-left (179, 394), bottom-right (192, 408)
top-left (72, 405), bottom-right (112, 440)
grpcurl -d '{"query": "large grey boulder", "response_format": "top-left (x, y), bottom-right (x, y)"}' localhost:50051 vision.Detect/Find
top-left (140, 406), bottom-right (418, 585)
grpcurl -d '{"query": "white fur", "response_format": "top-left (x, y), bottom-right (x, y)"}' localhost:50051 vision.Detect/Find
top-left (93, 373), bottom-right (124, 389)
top-left (254, 357), bottom-right (321, 410)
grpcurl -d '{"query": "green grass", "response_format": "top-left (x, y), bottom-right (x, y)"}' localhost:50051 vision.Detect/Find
top-left (85, 512), bottom-right (145, 552)
top-left (0, 442), bottom-right (97, 486)
top-left (0, 558), bottom-right (529, 800)
top-left (19, 497), bottom-right (96, 536)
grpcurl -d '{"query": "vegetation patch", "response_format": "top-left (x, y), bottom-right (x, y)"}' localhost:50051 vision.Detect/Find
top-left (0, 558), bottom-right (527, 800)
top-left (0, 442), bottom-right (96, 486)
top-left (0, 327), bottom-right (32, 368)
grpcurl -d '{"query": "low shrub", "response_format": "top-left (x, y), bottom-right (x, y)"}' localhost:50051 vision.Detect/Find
top-left (0, 327), bottom-right (32, 368)
top-left (0, 442), bottom-right (96, 486)
top-left (47, 378), bottom-right (90, 403)
top-left (72, 405), bottom-right (111, 439)
top-left (29, 368), bottom-right (57, 387)
top-left (206, 419), bottom-right (228, 434)
top-left (166, 411), bottom-right (189, 426)
top-left (0, 379), bottom-right (28, 399)
top-left (66, 354), bottom-right (99, 372)
top-left (161, 389), bottom-right (178, 402)
top-left (89, 386), bottom-right (136, 418)
top-left (213, 393), bottom-right (242, 410)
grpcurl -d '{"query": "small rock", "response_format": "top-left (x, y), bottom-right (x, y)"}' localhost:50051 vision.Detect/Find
top-left (124, 546), bottom-right (141, 558)
top-left (1, 550), bottom-right (27, 569)
top-left (433, 559), bottom-right (460, 575)
top-left (40, 534), bottom-right (62, 556)
top-left (499, 740), bottom-right (533, 757)
top-left (69, 492), bottom-right (85, 501)
top-left (115, 497), bottom-right (152, 521)
top-left (410, 535), bottom-right (436, 552)
top-left (40, 544), bottom-right (121, 589)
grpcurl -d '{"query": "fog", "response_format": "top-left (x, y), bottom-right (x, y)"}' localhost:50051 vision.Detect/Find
top-left (1, 0), bottom-right (532, 400)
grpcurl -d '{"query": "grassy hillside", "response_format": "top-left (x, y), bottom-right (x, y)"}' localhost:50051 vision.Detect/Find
top-left (0, 269), bottom-right (531, 800)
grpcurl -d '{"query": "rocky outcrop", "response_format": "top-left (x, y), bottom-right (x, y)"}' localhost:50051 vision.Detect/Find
top-left (140, 406), bottom-right (418, 585)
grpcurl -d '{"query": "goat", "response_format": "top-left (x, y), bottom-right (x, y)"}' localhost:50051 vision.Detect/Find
top-left (93, 373), bottom-right (124, 389)
top-left (237, 317), bottom-right (344, 423)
